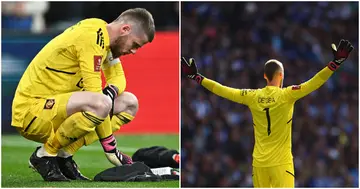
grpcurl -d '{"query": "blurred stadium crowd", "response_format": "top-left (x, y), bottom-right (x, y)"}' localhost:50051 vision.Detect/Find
top-left (181, 2), bottom-right (358, 187)
top-left (2, 2), bottom-right (179, 33)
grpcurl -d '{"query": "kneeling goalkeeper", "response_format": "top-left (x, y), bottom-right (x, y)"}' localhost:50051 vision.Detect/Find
top-left (11, 8), bottom-right (155, 181)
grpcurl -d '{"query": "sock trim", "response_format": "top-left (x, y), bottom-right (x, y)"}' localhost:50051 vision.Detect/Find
top-left (82, 112), bottom-right (104, 125)
top-left (115, 112), bottom-right (133, 124)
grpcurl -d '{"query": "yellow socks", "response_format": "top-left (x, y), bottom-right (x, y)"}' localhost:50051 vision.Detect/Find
top-left (111, 112), bottom-right (134, 132)
top-left (44, 111), bottom-right (104, 155)
top-left (61, 112), bottom-right (135, 155)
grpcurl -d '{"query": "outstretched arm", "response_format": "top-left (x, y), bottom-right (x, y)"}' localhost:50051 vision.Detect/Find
top-left (284, 67), bottom-right (333, 100)
top-left (284, 39), bottom-right (354, 101)
top-left (181, 57), bottom-right (254, 105)
top-left (202, 78), bottom-right (254, 105)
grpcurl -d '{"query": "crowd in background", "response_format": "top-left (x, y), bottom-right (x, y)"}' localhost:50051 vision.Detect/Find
top-left (181, 2), bottom-right (358, 187)
top-left (2, 2), bottom-right (179, 33)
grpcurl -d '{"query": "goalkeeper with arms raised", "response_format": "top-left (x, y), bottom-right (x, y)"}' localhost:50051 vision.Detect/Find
top-left (181, 39), bottom-right (353, 187)
top-left (12, 8), bottom-right (155, 181)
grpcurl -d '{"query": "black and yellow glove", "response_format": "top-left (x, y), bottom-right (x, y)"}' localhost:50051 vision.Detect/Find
top-left (328, 39), bottom-right (354, 71)
top-left (103, 84), bottom-right (118, 118)
top-left (181, 57), bottom-right (204, 84)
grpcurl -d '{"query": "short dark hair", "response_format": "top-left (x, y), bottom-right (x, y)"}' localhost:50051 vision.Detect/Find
top-left (264, 61), bottom-right (282, 81)
top-left (115, 8), bottom-right (155, 42)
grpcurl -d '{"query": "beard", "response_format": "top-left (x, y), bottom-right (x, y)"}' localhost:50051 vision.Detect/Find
top-left (110, 35), bottom-right (128, 58)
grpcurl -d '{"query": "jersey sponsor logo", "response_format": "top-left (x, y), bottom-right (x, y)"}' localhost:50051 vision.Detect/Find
top-left (94, 56), bottom-right (102, 72)
top-left (44, 99), bottom-right (55, 109)
top-left (96, 28), bottom-right (105, 49)
top-left (258, 97), bottom-right (275, 104)
top-left (292, 85), bottom-right (301, 90)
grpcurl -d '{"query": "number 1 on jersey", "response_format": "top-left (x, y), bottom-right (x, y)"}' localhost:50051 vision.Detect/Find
top-left (263, 108), bottom-right (271, 136)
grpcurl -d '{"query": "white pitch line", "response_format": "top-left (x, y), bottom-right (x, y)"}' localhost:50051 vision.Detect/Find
top-left (2, 139), bottom-right (139, 153)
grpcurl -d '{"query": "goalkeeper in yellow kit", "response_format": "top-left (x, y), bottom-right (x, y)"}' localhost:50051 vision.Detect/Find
top-left (11, 8), bottom-right (155, 181)
top-left (181, 39), bottom-right (354, 187)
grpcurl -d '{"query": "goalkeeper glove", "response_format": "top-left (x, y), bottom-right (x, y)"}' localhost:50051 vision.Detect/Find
top-left (328, 39), bottom-right (354, 71)
top-left (103, 84), bottom-right (118, 118)
top-left (100, 134), bottom-right (133, 166)
top-left (181, 57), bottom-right (204, 84)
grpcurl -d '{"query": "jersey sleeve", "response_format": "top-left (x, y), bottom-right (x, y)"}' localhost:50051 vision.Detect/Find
top-left (102, 51), bottom-right (126, 94)
top-left (284, 67), bottom-right (334, 101)
top-left (201, 78), bottom-right (255, 106)
top-left (75, 31), bottom-right (104, 93)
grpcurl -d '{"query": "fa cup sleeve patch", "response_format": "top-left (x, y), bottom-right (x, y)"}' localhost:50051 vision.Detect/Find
top-left (94, 55), bottom-right (102, 72)
top-left (44, 99), bottom-right (55, 109)
top-left (292, 85), bottom-right (301, 90)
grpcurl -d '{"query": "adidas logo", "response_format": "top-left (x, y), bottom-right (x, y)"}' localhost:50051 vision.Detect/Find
top-left (96, 28), bottom-right (104, 49)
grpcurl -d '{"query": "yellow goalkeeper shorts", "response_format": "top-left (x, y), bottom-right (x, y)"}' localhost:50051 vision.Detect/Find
top-left (252, 163), bottom-right (295, 188)
top-left (16, 93), bottom-right (73, 143)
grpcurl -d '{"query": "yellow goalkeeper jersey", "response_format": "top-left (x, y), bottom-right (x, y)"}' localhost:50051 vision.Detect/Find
top-left (12, 18), bottom-right (126, 127)
top-left (201, 67), bottom-right (334, 167)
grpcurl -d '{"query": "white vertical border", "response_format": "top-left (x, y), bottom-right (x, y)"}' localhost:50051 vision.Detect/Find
top-left (178, 0), bottom-right (182, 188)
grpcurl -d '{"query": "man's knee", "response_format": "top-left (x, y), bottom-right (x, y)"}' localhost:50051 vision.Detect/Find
top-left (114, 91), bottom-right (139, 116)
top-left (67, 92), bottom-right (112, 118)
top-left (83, 93), bottom-right (112, 118)
top-left (94, 94), bottom-right (112, 117)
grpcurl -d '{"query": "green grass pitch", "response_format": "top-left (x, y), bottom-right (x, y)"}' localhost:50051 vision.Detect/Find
top-left (2, 134), bottom-right (179, 188)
